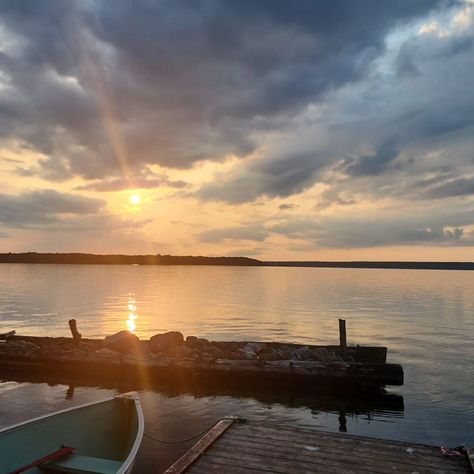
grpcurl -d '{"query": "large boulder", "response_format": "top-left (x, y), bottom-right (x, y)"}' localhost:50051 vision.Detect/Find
top-left (150, 331), bottom-right (184, 353)
top-left (104, 330), bottom-right (140, 354)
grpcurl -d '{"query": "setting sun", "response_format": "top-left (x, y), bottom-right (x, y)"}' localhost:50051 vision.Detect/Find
top-left (129, 193), bottom-right (141, 205)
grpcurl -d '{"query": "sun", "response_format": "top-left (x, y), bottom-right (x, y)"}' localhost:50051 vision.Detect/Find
top-left (129, 193), bottom-right (141, 205)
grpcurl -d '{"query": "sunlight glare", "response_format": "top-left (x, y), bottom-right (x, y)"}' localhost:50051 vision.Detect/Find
top-left (126, 296), bottom-right (138, 333)
top-left (129, 193), bottom-right (141, 205)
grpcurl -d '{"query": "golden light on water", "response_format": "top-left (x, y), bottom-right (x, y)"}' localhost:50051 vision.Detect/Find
top-left (127, 296), bottom-right (138, 333)
top-left (129, 193), bottom-right (141, 205)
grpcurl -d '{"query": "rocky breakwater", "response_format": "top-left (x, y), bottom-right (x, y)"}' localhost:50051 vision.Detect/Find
top-left (0, 330), bottom-right (403, 392)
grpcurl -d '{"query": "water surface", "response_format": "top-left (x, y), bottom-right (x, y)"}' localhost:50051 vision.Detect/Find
top-left (0, 264), bottom-right (473, 471)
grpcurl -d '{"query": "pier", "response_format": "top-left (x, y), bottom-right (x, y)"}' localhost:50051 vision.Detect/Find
top-left (165, 419), bottom-right (474, 473)
top-left (0, 321), bottom-right (403, 394)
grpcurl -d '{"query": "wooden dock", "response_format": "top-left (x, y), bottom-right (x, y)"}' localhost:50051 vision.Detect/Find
top-left (165, 419), bottom-right (473, 474)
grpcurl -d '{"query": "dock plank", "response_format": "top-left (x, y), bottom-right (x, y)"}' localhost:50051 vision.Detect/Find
top-left (175, 421), bottom-right (472, 474)
top-left (211, 437), bottom-right (465, 473)
top-left (226, 425), bottom-right (466, 471)
top-left (163, 418), bottom-right (235, 473)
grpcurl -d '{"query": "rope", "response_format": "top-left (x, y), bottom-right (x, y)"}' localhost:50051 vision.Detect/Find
top-left (144, 416), bottom-right (247, 444)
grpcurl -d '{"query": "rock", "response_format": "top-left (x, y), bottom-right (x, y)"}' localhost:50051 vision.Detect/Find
top-left (122, 354), bottom-right (136, 364)
top-left (238, 345), bottom-right (257, 360)
top-left (246, 342), bottom-right (264, 352)
top-left (199, 352), bottom-right (217, 362)
top-left (275, 348), bottom-right (293, 360)
top-left (62, 348), bottom-right (90, 358)
top-left (150, 331), bottom-right (184, 353)
top-left (104, 330), bottom-right (140, 354)
top-left (7, 340), bottom-right (41, 351)
top-left (93, 348), bottom-right (118, 358)
top-left (257, 346), bottom-right (281, 361)
top-left (325, 350), bottom-right (339, 362)
top-left (311, 348), bottom-right (330, 361)
top-left (292, 346), bottom-right (313, 361)
top-left (186, 336), bottom-right (210, 349)
top-left (173, 345), bottom-right (196, 359)
top-left (206, 346), bottom-right (224, 358)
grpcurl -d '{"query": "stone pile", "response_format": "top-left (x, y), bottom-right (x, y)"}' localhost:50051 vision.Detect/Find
top-left (103, 330), bottom-right (344, 362)
top-left (0, 331), bottom-right (347, 363)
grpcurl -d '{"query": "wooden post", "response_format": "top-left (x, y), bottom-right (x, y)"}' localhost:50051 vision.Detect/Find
top-left (339, 319), bottom-right (347, 351)
top-left (68, 319), bottom-right (81, 346)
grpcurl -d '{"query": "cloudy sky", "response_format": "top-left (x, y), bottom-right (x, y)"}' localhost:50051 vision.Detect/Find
top-left (0, 0), bottom-right (473, 260)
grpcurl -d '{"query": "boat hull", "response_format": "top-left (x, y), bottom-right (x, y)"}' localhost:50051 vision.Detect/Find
top-left (0, 392), bottom-right (144, 474)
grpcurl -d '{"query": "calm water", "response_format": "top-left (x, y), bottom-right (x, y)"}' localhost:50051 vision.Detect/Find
top-left (0, 264), bottom-right (473, 471)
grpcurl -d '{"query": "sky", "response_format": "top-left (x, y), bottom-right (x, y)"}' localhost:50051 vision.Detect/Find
top-left (0, 0), bottom-right (473, 261)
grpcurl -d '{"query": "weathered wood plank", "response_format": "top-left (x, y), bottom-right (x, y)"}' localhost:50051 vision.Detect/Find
top-left (230, 429), bottom-right (470, 472)
top-left (206, 445), bottom-right (387, 474)
top-left (227, 427), bottom-right (467, 468)
top-left (163, 418), bottom-right (235, 474)
top-left (211, 436), bottom-right (466, 473)
top-left (233, 423), bottom-right (455, 455)
top-left (201, 449), bottom-right (366, 474)
top-left (187, 458), bottom-right (273, 474)
top-left (178, 422), bottom-right (472, 474)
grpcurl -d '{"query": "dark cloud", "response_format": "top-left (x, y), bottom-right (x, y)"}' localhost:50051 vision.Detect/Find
top-left (0, 0), bottom-right (451, 182)
top-left (199, 152), bottom-right (325, 203)
top-left (0, 190), bottom-right (104, 227)
top-left (341, 140), bottom-right (399, 177)
top-left (422, 177), bottom-right (474, 199)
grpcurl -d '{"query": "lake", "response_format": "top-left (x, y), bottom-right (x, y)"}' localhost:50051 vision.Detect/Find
top-left (0, 264), bottom-right (473, 471)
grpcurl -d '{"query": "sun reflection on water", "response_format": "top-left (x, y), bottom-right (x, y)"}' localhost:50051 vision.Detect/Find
top-left (127, 296), bottom-right (138, 333)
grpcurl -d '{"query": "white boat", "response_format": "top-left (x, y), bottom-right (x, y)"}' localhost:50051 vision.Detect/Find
top-left (0, 392), bottom-right (144, 474)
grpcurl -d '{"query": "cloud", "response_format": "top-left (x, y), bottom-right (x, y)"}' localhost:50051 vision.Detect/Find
top-left (198, 224), bottom-right (269, 243)
top-left (341, 140), bottom-right (400, 177)
top-left (198, 151), bottom-right (327, 203)
top-left (2, 0), bottom-right (474, 258)
top-left (225, 248), bottom-right (264, 257)
top-left (315, 188), bottom-right (357, 210)
top-left (278, 203), bottom-right (297, 210)
top-left (0, 190), bottom-right (104, 227)
top-left (268, 205), bottom-right (474, 248)
top-left (0, 189), bottom-right (150, 232)
top-left (0, 0), bottom-right (452, 183)
top-left (76, 176), bottom-right (187, 192)
top-left (421, 176), bottom-right (474, 199)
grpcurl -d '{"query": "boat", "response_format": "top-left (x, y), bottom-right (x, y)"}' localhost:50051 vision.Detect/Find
top-left (0, 392), bottom-right (144, 474)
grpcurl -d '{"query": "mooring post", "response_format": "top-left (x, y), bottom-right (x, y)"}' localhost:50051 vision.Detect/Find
top-left (339, 318), bottom-right (347, 352)
top-left (68, 318), bottom-right (82, 346)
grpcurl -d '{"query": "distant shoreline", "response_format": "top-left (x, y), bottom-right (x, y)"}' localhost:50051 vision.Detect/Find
top-left (264, 261), bottom-right (474, 270)
top-left (0, 252), bottom-right (472, 270)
